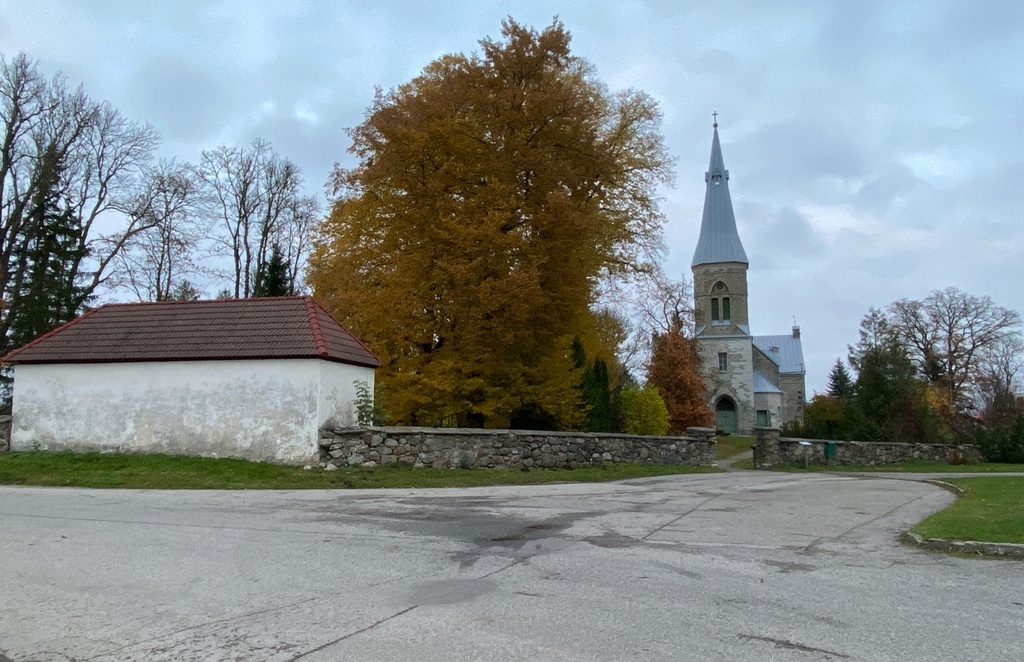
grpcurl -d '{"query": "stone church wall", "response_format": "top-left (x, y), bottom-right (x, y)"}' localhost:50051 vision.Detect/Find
top-left (779, 373), bottom-right (806, 425)
top-left (753, 392), bottom-right (783, 427)
top-left (693, 262), bottom-right (749, 333)
top-left (699, 336), bottom-right (755, 433)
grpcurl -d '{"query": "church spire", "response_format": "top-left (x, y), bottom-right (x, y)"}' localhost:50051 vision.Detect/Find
top-left (691, 117), bottom-right (748, 267)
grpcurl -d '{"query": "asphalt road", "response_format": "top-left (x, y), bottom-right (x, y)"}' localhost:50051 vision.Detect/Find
top-left (1, 472), bottom-right (1021, 661)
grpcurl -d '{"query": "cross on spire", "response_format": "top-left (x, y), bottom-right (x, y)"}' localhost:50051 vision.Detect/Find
top-left (712, 111), bottom-right (718, 128)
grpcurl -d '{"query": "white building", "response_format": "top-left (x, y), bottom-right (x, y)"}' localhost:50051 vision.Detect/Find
top-left (691, 120), bottom-right (806, 434)
top-left (3, 297), bottom-right (380, 463)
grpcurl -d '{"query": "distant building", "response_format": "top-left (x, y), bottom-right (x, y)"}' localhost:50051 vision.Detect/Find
top-left (691, 120), bottom-right (805, 433)
top-left (2, 297), bottom-right (380, 463)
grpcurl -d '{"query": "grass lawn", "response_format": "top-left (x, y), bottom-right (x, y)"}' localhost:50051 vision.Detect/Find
top-left (912, 477), bottom-right (1024, 544)
top-left (716, 435), bottom-right (755, 460)
top-left (764, 460), bottom-right (1024, 473)
top-left (0, 451), bottom-right (719, 490)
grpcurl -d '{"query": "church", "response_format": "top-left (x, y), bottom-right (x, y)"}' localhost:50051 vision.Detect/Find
top-left (690, 119), bottom-right (806, 434)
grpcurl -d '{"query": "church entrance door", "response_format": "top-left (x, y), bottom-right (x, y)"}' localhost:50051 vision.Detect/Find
top-left (715, 396), bottom-right (738, 434)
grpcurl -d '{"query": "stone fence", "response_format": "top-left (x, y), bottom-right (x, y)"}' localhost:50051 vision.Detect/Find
top-left (0, 415), bottom-right (10, 452)
top-left (319, 426), bottom-right (717, 470)
top-left (753, 427), bottom-right (980, 468)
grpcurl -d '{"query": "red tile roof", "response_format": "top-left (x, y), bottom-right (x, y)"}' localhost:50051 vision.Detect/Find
top-left (1, 296), bottom-right (382, 368)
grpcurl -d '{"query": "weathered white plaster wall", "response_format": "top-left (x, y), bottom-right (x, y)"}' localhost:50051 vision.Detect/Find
top-left (317, 361), bottom-right (374, 428)
top-left (11, 359), bottom-right (373, 463)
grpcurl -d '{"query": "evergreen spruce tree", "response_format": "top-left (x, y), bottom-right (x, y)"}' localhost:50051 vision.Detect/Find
top-left (253, 243), bottom-right (292, 297)
top-left (5, 145), bottom-right (87, 351)
top-left (826, 359), bottom-right (854, 399)
top-left (848, 310), bottom-right (938, 443)
top-left (584, 357), bottom-right (613, 432)
top-left (167, 280), bottom-right (202, 301)
top-left (569, 337), bottom-right (614, 432)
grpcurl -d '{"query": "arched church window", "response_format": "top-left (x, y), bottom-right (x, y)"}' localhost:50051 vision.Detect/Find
top-left (711, 281), bottom-right (731, 323)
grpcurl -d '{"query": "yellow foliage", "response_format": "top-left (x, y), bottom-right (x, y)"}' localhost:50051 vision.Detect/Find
top-left (309, 19), bottom-right (671, 428)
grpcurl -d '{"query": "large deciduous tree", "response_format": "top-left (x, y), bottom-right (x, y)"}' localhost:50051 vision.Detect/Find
top-left (199, 138), bottom-right (318, 298)
top-left (1, 52), bottom-right (159, 351)
top-left (310, 19), bottom-right (672, 428)
top-left (973, 333), bottom-right (1024, 427)
top-left (112, 160), bottom-right (208, 301)
top-left (887, 287), bottom-right (1021, 414)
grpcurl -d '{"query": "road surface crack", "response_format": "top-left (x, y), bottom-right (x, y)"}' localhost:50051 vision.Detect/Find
top-left (739, 633), bottom-right (849, 658)
top-left (286, 606), bottom-right (417, 661)
top-left (640, 494), bottom-right (721, 540)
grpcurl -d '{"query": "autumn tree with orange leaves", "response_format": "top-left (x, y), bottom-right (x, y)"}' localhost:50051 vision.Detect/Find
top-left (309, 19), bottom-right (672, 428)
top-left (647, 321), bottom-right (713, 434)
top-left (625, 271), bottom-right (712, 434)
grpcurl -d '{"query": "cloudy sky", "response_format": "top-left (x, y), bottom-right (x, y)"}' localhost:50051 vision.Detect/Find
top-left (3, 0), bottom-right (1022, 393)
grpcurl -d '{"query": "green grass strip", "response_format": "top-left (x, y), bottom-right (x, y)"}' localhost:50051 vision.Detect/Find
top-left (913, 477), bottom-right (1024, 544)
top-left (0, 451), bottom-right (719, 490)
top-left (716, 435), bottom-right (755, 460)
top-left (764, 460), bottom-right (1024, 473)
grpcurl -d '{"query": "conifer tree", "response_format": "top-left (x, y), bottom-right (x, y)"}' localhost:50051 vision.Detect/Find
top-left (571, 337), bottom-right (614, 432)
top-left (5, 144), bottom-right (87, 350)
top-left (849, 309), bottom-right (936, 443)
top-left (826, 359), bottom-right (853, 399)
top-left (585, 357), bottom-right (613, 432)
top-left (167, 280), bottom-right (202, 301)
top-left (253, 243), bottom-right (292, 297)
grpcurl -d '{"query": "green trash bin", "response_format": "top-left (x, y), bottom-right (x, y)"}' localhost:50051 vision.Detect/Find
top-left (824, 441), bottom-right (837, 465)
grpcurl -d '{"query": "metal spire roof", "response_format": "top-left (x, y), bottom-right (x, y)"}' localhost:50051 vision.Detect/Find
top-left (691, 119), bottom-right (749, 267)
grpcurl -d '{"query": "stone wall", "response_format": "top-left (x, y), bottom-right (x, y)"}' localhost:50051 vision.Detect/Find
top-left (319, 426), bottom-right (717, 470)
top-left (0, 415), bottom-right (10, 452)
top-left (753, 427), bottom-right (980, 468)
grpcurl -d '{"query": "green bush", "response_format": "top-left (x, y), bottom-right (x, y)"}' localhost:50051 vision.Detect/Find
top-left (975, 414), bottom-right (1024, 464)
top-left (620, 383), bottom-right (670, 436)
top-left (353, 380), bottom-right (391, 426)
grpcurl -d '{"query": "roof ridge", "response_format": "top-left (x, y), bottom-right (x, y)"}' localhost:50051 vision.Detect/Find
top-left (308, 298), bottom-right (382, 366)
top-left (98, 296), bottom-right (306, 308)
top-left (1, 305), bottom-right (107, 363)
top-left (303, 296), bottom-right (329, 358)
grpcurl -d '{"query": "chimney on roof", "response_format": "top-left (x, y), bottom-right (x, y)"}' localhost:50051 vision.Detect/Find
top-left (792, 325), bottom-right (801, 339)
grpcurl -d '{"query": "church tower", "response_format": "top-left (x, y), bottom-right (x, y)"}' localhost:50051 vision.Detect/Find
top-left (691, 118), bottom-right (756, 434)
